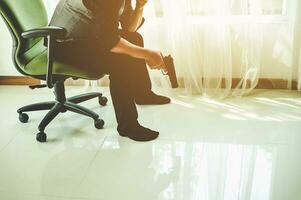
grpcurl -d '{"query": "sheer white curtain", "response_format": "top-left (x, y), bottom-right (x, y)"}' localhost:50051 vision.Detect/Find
top-left (141, 0), bottom-right (301, 98)
top-left (43, 0), bottom-right (301, 98)
top-left (292, 1), bottom-right (301, 91)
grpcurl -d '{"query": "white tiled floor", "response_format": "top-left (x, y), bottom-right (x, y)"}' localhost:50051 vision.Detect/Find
top-left (0, 86), bottom-right (300, 200)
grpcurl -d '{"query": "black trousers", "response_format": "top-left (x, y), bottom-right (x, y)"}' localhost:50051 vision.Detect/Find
top-left (54, 31), bottom-right (152, 128)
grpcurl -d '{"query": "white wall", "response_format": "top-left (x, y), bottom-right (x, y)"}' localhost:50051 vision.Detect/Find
top-left (0, 0), bottom-right (56, 76)
top-left (0, 18), bottom-right (19, 75)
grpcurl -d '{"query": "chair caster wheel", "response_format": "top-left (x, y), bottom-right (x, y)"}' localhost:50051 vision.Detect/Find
top-left (99, 96), bottom-right (108, 106)
top-left (36, 132), bottom-right (47, 143)
top-left (94, 119), bottom-right (105, 129)
top-left (19, 113), bottom-right (29, 123)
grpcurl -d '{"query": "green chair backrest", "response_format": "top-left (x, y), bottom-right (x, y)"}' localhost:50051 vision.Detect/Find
top-left (0, 0), bottom-right (48, 75)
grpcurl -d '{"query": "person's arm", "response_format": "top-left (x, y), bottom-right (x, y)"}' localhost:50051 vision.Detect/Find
top-left (111, 38), bottom-right (163, 69)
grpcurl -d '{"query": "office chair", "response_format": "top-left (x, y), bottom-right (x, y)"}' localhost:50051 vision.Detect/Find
top-left (0, 0), bottom-right (108, 143)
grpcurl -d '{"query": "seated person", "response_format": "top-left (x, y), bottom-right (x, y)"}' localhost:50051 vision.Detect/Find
top-left (50, 0), bottom-right (171, 141)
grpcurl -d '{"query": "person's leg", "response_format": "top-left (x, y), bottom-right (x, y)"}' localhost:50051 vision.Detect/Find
top-left (102, 53), bottom-right (159, 141)
top-left (121, 31), bottom-right (171, 105)
top-left (53, 39), bottom-right (159, 141)
top-left (103, 53), bottom-right (138, 128)
top-left (121, 31), bottom-right (152, 97)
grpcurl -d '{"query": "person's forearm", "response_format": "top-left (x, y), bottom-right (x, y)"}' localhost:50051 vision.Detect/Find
top-left (111, 37), bottom-right (164, 70)
top-left (126, 7), bottom-right (144, 32)
top-left (110, 38), bottom-right (148, 59)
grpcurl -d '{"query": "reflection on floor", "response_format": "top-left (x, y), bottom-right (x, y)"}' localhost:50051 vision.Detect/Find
top-left (0, 86), bottom-right (300, 200)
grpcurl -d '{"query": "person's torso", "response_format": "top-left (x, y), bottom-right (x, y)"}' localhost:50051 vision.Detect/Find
top-left (50, 0), bottom-right (126, 40)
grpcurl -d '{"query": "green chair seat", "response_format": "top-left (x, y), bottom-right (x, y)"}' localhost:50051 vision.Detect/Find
top-left (25, 50), bottom-right (105, 80)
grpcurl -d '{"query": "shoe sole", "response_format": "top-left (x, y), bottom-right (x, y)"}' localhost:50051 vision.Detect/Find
top-left (136, 100), bottom-right (171, 105)
top-left (119, 132), bottom-right (159, 142)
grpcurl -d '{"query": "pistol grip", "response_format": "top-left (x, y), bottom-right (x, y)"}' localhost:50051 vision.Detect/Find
top-left (163, 55), bottom-right (179, 88)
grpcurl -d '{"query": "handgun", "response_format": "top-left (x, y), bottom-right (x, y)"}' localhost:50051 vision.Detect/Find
top-left (162, 55), bottom-right (179, 88)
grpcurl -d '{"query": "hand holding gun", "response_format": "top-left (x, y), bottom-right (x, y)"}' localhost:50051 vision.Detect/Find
top-left (161, 55), bottom-right (179, 88)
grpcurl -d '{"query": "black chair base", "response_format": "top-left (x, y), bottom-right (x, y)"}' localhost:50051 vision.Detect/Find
top-left (17, 80), bottom-right (108, 143)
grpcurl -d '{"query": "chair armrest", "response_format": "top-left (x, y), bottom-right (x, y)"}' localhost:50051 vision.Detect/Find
top-left (21, 26), bottom-right (67, 89)
top-left (21, 26), bottom-right (67, 39)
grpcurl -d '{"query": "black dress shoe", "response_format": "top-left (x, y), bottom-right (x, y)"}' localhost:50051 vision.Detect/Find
top-left (135, 92), bottom-right (171, 105)
top-left (117, 123), bottom-right (159, 142)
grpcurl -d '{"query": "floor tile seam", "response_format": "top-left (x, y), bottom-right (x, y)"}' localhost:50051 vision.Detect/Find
top-left (0, 132), bottom-right (21, 155)
top-left (75, 136), bottom-right (108, 188)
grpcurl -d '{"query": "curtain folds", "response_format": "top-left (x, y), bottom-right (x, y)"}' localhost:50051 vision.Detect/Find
top-left (141, 0), bottom-right (300, 98)
top-left (43, 0), bottom-right (301, 98)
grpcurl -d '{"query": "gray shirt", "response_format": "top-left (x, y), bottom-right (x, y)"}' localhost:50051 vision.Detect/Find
top-left (50, 0), bottom-right (143, 51)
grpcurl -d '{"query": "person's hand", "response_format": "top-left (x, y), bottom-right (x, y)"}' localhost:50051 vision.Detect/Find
top-left (145, 50), bottom-right (165, 70)
top-left (136, 0), bottom-right (148, 9)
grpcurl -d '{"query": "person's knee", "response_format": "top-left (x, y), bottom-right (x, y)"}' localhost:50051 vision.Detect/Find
top-left (122, 31), bottom-right (144, 47)
top-left (135, 32), bottom-right (144, 47)
top-left (129, 32), bottom-right (144, 47)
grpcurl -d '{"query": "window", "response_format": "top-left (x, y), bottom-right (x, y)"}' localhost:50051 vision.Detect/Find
top-left (151, 0), bottom-right (287, 18)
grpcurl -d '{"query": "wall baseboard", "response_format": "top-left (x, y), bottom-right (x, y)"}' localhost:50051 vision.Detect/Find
top-left (223, 78), bottom-right (297, 90)
top-left (0, 76), bottom-right (40, 85)
top-left (0, 76), bottom-right (298, 90)
top-left (157, 77), bottom-right (298, 90)
top-left (256, 79), bottom-right (297, 90)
